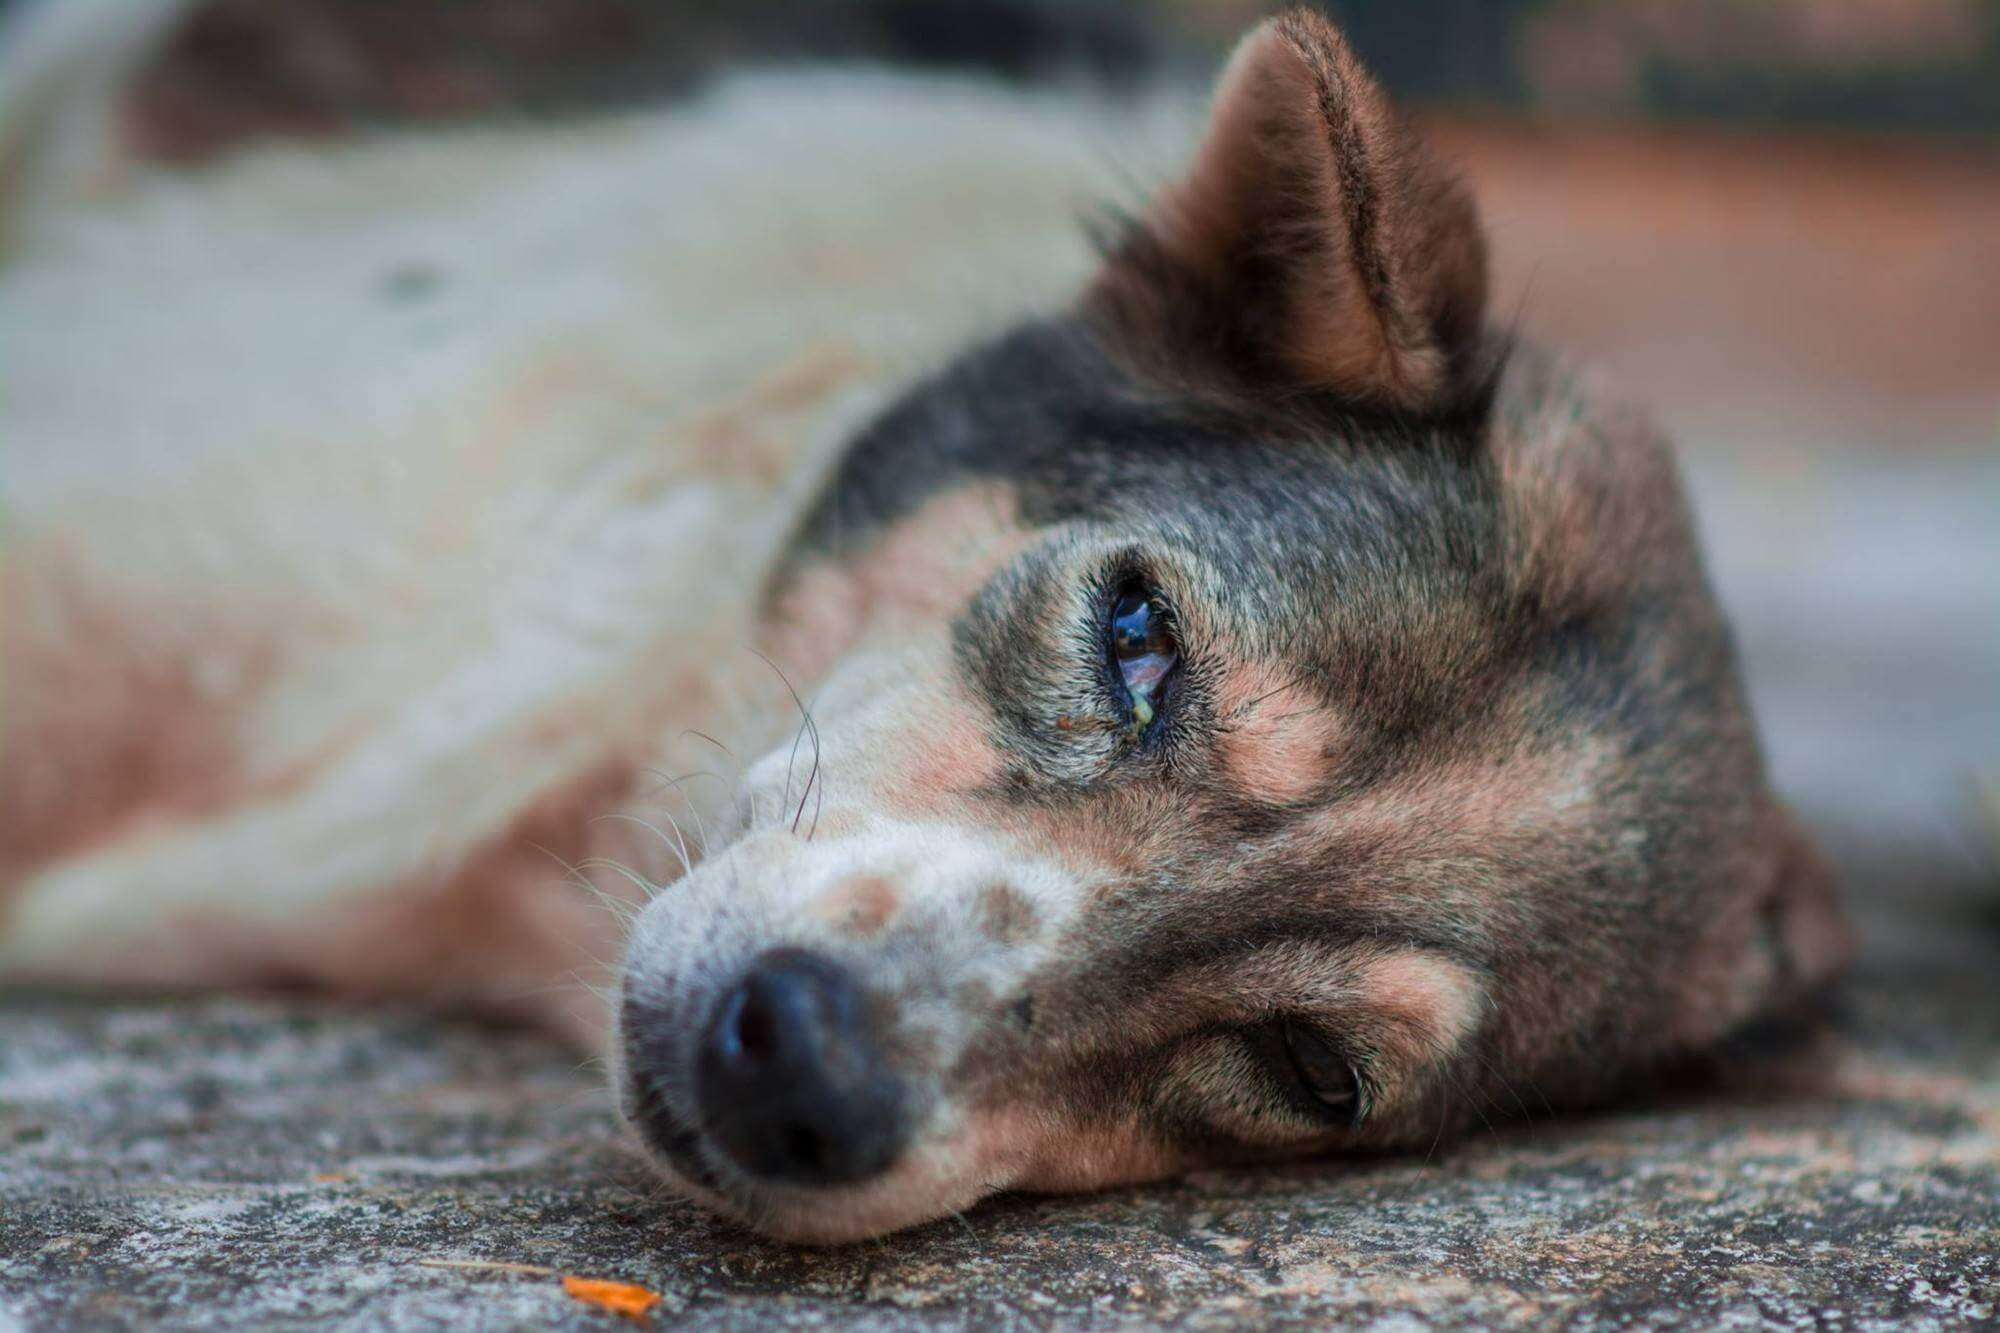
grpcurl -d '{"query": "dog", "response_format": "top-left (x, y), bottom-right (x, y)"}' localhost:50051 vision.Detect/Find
top-left (0, 4), bottom-right (1849, 1243)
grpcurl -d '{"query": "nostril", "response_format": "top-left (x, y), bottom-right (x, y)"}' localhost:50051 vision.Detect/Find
top-left (737, 994), bottom-right (779, 1061)
top-left (714, 983), bottom-right (780, 1071)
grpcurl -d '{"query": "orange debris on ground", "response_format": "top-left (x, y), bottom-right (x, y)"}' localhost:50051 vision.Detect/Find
top-left (561, 1276), bottom-right (664, 1320)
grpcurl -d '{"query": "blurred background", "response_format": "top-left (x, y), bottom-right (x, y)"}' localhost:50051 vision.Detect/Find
top-left (8, 0), bottom-right (1998, 936)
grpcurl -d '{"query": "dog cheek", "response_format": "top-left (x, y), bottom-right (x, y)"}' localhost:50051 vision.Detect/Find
top-left (1663, 799), bottom-right (1851, 1051)
top-left (762, 481), bottom-right (1031, 686)
top-left (1346, 953), bottom-right (1488, 1129)
top-left (762, 563), bottom-right (870, 687)
top-left (972, 1106), bottom-right (1184, 1196)
top-left (885, 692), bottom-right (1006, 809)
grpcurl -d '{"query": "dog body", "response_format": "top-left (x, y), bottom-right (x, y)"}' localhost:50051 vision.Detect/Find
top-left (0, 7), bottom-right (1847, 1242)
top-left (0, 54), bottom-right (1144, 1023)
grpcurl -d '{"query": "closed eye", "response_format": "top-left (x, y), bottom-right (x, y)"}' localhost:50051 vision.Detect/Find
top-left (1245, 1020), bottom-right (1368, 1129)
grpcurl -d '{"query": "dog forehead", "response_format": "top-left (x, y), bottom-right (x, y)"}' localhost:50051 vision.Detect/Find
top-left (770, 315), bottom-right (1726, 876)
top-left (787, 320), bottom-right (1492, 574)
top-left (762, 478), bottom-right (1040, 681)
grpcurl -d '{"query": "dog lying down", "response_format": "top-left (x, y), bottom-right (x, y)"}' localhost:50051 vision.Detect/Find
top-left (0, 7), bottom-right (1849, 1242)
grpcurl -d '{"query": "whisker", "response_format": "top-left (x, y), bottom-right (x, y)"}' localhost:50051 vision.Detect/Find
top-left (1442, 1063), bottom-right (1499, 1141)
top-left (574, 853), bottom-right (668, 903)
top-left (790, 702), bottom-right (823, 836)
top-left (1425, 1083), bottom-right (1452, 1164)
top-left (513, 970), bottom-right (618, 1008)
top-left (527, 840), bottom-right (642, 926)
top-left (783, 711), bottom-right (807, 813)
top-left (750, 649), bottom-right (824, 837)
top-left (592, 812), bottom-right (690, 882)
top-left (492, 926), bottom-right (626, 1037)
top-left (681, 729), bottom-right (735, 760)
top-left (637, 766), bottom-right (725, 802)
top-left (941, 1202), bottom-right (983, 1253)
top-left (1227, 658), bottom-right (1328, 722)
top-left (640, 767), bottom-right (718, 860)
top-left (1469, 1046), bottom-right (1537, 1135)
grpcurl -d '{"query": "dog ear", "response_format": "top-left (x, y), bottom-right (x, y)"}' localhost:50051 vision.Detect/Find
top-left (1748, 804), bottom-right (1853, 1010)
top-left (1678, 801), bottom-right (1853, 1050)
top-left (1092, 9), bottom-right (1488, 411)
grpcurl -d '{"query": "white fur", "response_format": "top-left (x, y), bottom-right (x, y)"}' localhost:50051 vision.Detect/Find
top-left (0, 14), bottom-right (1196, 1024)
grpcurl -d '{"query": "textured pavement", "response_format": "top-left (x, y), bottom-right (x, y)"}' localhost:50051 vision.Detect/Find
top-left (1, 917), bottom-right (1994, 1330)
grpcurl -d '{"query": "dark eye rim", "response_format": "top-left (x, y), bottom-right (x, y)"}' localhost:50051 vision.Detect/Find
top-left (1097, 572), bottom-right (1181, 744)
top-left (1246, 1020), bottom-right (1369, 1130)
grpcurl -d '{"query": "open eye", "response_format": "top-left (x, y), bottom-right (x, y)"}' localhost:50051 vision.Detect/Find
top-left (1278, 1022), bottom-right (1363, 1126)
top-left (1108, 584), bottom-right (1177, 728)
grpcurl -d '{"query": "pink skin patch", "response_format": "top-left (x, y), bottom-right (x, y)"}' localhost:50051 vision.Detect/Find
top-left (1213, 664), bottom-right (1349, 807)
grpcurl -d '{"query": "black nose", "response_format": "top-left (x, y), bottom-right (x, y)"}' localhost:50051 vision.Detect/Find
top-left (695, 949), bottom-right (908, 1186)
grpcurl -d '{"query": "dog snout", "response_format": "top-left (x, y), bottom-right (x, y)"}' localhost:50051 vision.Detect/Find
top-left (694, 948), bottom-right (908, 1186)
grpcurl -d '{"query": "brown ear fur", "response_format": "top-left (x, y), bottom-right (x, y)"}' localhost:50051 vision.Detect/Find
top-left (1093, 9), bottom-right (1488, 410)
top-left (1679, 801), bottom-right (1853, 1049)
top-left (1755, 805), bottom-right (1854, 1005)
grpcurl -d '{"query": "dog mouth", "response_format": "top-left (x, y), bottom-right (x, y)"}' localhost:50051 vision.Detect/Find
top-left (618, 1055), bottom-right (954, 1247)
top-left (621, 1074), bottom-right (727, 1196)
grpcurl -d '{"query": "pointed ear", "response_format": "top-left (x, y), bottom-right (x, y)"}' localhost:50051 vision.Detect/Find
top-left (1092, 10), bottom-right (1488, 411)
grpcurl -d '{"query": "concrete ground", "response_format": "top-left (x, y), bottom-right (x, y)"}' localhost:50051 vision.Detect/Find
top-left (0, 821), bottom-right (1993, 1329)
top-left (4, 110), bottom-right (1998, 1329)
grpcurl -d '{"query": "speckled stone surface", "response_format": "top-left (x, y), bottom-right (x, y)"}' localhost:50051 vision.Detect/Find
top-left (3, 854), bottom-right (1995, 1332)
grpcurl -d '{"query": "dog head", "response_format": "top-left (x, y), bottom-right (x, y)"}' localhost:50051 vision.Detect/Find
top-left (614, 10), bottom-right (1849, 1242)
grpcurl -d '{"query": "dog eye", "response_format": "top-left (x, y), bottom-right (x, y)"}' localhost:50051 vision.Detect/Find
top-left (1108, 585), bottom-right (1176, 726)
top-left (1280, 1022), bottom-right (1362, 1124)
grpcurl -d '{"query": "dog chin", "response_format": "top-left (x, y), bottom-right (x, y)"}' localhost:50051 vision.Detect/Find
top-left (628, 1121), bottom-right (999, 1245)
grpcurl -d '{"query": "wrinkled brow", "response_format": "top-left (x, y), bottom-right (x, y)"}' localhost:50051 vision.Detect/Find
top-left (1083, 905), bottom-right (1490, 1012)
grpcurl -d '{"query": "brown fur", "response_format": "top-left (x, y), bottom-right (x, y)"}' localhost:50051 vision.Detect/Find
top-left (978, 883), bottom-right (1041, 946)
top-left (763, 482), bottom-right (1036, 686)
top-left (813, 874), bottom-right (902, 938)
top-left (1093, 11), bottom-right (1487, 410)
top-left (0, 563), bottom-right (266, 894)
